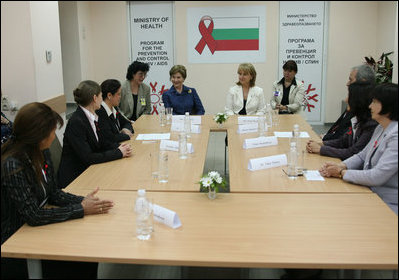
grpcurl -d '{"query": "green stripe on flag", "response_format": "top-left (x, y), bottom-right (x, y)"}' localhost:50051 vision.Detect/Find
top-left (212, 28), bottom-right (259, 40)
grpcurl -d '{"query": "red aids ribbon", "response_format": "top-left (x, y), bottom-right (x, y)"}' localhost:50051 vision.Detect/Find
top-left (195, 16), bottom-right (217, 54)
top-left (347, 127), bottom-right (353, 135)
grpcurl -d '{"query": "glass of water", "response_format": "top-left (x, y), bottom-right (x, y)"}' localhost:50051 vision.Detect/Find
top-left (166, 107), bottom-right (173, 125)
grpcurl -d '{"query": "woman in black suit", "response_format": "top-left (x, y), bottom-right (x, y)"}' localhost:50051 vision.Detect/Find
top-left (58, 80), bottom-right (132, 189)
top-left (96, 79), bottom-right (134, 145)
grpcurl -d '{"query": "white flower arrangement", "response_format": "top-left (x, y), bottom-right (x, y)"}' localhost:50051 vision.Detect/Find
top-left (214, 112), bottom-right (229, 124)
top-left (199, 171), bottom-right (226, 193)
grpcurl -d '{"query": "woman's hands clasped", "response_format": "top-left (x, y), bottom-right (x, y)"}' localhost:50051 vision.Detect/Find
top-left (81, 187), bottom-right (114, 215)
top-left (119, 143), bottom-right (132, 158)
top-left (306, 140), bottom-right (323, 154)
top-left (319, 161), bottom-right (346, 178)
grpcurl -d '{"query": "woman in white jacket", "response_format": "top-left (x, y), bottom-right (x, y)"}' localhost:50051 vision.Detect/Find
top-left (271, 60), bottom-right (305, 114)
top-left (225, 63), bottom-right (266, 116)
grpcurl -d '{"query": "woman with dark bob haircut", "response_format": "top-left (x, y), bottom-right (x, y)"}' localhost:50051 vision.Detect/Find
top-left (119, 60), bottom-right (152, 121)
top-left (96, 79), bottom-right (134, 145)
top-left (320, 83), bottom-right (398, 214)
top-left (1, 102), bottom-right (114, 278)
top-left (271, 60), bottom-right (305, 114)
top-left (307, 82), bottom-right (378, 160)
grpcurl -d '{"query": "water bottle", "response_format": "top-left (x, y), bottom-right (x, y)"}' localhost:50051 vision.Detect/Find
top-left (184, 112), bottom-right (191, 138)
top-left (258, 116), bottom-right (266, 137)
top-left (178, 132), bottom-right (188, 159)
top-left (158, 147), bottom-right (168, 183)
top-left (287, 141), bottom-right (298, 179)
top-left (266, 103), bottom-right (273, 129)
top-left (293, 124), bottom-right (304, 175)
top-left (159, 105), bottom-right (166, 127)
top-left (135, 189), bottom-right (152, 240)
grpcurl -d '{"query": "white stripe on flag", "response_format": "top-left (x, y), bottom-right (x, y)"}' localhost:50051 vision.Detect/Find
top-left (212, 17), bottom-right (259, 29)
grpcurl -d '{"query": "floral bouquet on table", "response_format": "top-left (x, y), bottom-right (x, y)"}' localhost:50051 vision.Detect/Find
top-left (199, 171), bottom-right (226, 199)
top-left (214, 112), bottom-right (229, 126)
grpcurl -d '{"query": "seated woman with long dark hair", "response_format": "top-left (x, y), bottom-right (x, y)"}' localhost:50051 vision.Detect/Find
top-left (1, 102), bottom-right (114, 278)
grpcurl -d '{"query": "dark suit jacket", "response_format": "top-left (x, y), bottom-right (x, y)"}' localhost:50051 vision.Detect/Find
top-left (57, 106), bottom-right (122, 188)
top-left (322, 110), bottom-right (353, 141)
top-left (2, 149), bottom-right (84, 244)
top-left (96, 105), bottom-right (134, 145)
top-left (321, 119), bottom-right (378, 160)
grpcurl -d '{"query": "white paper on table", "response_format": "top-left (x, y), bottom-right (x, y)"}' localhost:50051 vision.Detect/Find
top-left (160, 140), bottom-right (194, 153)
top-left (136, 133), bottom-right (171, 140)
top-left (248, 154), bottom-right (287, 171)
top-left (238, 116), bottom-right (259, 124)
top-left (237, 123), bottom-right (258, 134)
top-left (172, 115), bottom-right (201, 125)
top-left (303, 170), bottom-right (325, 181)
top-left (273, 131), bottom-right (310, 138)
top-left (152, 203), bottom-right (182, 229)
top-left (243, 136), bottom-right (278, 149)
top-left (170, 122), bottom-right (201, 134)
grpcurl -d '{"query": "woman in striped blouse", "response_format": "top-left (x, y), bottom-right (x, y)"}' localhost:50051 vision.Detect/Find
top-left (1, 102), bottom-right (113, 278)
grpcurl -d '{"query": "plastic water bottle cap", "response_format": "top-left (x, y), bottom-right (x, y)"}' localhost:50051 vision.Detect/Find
top-left (138, 189), bottom-right (146, 196)
top-left (185, 112), bottom-right (189, 116)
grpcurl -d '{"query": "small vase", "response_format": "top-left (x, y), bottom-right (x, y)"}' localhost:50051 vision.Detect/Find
top-left (217, 122), bottom-right (224, 128)
top-left (207, 189), bottom-right (217, 200)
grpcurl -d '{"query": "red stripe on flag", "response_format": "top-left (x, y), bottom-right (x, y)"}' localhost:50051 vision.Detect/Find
top-left (216, 39), bottom-right (259, 51)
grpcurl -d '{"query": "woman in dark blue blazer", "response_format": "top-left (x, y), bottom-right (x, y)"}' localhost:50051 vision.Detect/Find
top-left (162, 65), bottom-right (205, 115)
top-left (96, 79), bottom-right (134, 145)
top-left (58, 80), bottom-right (132, 189)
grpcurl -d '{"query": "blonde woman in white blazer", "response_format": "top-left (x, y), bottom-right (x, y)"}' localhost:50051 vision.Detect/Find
top-left (225, 63), bottom-right (266, 116)
top-left (271, 60), bottom-right (305, 114)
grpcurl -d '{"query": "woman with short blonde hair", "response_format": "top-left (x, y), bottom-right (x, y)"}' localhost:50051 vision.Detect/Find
top-left (225, 63), bottom-right (266, 116)
top-left (236, 63), bottom-right (257, 88)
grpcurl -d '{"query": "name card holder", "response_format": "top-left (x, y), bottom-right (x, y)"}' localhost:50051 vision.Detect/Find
top-left (152, 203), bottom-right (182, 229)
top-left (172, 115), bottom-right (202, 125)
top-left (238, 116), bottom-right (259, 125)
top-left (273, 131), bottom-right (310, 138)
top-left (243, 136), bottom-right (278, 149)
top-left (248, 154), bottom-right (287, 171)
top-left (237, 123), bottom-right (258, 134)
top-left (160, 140), bottom-right (194, 153)
top-left (170, 123), bottom-right (201, 134)
top-left (136, 133), bottom-right (171, 140)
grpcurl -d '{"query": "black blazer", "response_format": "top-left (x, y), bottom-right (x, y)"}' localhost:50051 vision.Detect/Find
top-left (321, 119), bottom-right (378, 160)
top-left (96, 105), bottom-right (134, 145)
top-left (58, 106), bottom-right (122, 188)
top-left (1, 149), bottom-right (84, 244)
top-left (322, 110), bottom-right (353, 141)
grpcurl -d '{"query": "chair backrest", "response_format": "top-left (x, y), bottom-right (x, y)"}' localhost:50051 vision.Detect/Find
top-left (49, 135), bottom-right (63, 175)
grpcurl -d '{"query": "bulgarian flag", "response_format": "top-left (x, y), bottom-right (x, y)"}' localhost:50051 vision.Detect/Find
top-left (195, 16), bottom-right (259, 54)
